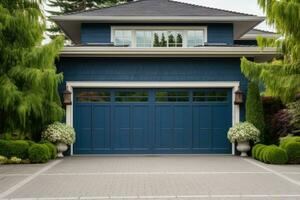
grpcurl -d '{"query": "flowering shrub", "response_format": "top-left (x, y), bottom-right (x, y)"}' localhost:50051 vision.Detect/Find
top-left (42, 122), bottom-right (75, 145)
top-left (227, 122), bottom-right (261, 143)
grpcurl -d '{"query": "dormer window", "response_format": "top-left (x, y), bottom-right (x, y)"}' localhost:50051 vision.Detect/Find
top-left (114, 30), bottom-right (132, 47)
top-left (111, 26), bottom-right (207, 48)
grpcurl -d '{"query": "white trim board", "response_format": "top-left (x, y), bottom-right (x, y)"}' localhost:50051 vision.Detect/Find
top-left (66, 81), bottom-right (240, 155)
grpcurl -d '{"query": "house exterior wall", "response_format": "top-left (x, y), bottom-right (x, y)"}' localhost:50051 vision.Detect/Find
top-left (80, 23), bottom-right (234, 45)
top-left (57, 57), bottom-right (247, 121)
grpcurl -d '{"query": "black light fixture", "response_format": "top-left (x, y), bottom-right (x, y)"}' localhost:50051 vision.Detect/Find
top-left (234, 87), bottom-right (244, 105)
top-left (63, 87), bottom-right (72, 105)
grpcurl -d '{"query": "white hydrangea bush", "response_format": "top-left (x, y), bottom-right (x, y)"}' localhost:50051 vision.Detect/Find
top-left (227, 122), bottom-right (260, 143)
top-left (42, 122), bottom-right (75, 145)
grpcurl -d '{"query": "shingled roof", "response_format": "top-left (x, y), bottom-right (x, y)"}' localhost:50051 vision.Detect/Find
top-left (52, 0), bottom-right (265, 44)
top-left (67, 0), bottom-right (253, 17)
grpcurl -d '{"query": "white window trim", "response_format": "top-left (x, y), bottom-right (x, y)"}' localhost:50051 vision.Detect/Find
top-left (111, 26), bottom-right (208, 48)
top-left (66, 81), bottom-right (240, 156)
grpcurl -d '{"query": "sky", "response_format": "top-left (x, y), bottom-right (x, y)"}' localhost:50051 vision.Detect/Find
top-left (175, 0), bottom-right (273, 31)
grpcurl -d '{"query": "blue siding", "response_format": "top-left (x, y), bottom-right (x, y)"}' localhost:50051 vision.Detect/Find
top-left (57, 57), bottom-right (247, 121)
top-left (81, 23), bottom-right (111, 44)
top-left (208, 23), bottom-right (233, 44)
top-left (80, 23), bottom-right (234, 44)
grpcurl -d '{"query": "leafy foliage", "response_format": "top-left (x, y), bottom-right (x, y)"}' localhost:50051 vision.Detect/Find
top-left (271, 101), bottom-right (300, 138)
top-left (265, 146), bottom-right (288, 164)
top-left (0, 0), bottom-right (64, 139)
top-left (246, 82), bottom-right (265, 141)
top-left (47, 0), bottom-right (129, 39)
top-left (287, 100), bottom-right (300, 134)
top-left (241, 0), bottom-right (300, 103)
top-left (41, 141), bottom-right (57, 159)
top-left (28, 144), bottom-right (50, 163)
top-left (262, 97), bottom-right (285, 144)
top-left (0, 155), bottom-right (8, 164)
top-left (252, 143), bottom-right (288, 164)
top-left (42, 122), bottom-right (75, 145)
top-left (10, 140), bottom-right (30, 159)
top-left (279, 135), bottom-right (300, 164)
top-left (227, 122), bottom-right (261, 143)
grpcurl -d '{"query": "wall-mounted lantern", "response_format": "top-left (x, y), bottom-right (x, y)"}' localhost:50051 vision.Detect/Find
top-left (63, 87), bottom-right (72, 106)
top-left (234, 87), bottom-right (244, 105)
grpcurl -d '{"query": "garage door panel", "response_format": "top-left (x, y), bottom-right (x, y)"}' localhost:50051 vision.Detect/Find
top-left (173, 105), bottom-right (192, 150)
top-left (212, 105), bottom-right (231, 128)
top-left (212, 128), bottom-right (231, 151)
top-left (74, 105), bottom-right (92, 152)
top-left (113, 106), bottom-right (131, 150)
top-left (92, 105), bottom-right (110, 151)
top-left (192, 106), bottom-right (212, 150)
top-left (132, 105), bottom-right (150, 150)
top-left (155, 106), bottom-right (173, 150)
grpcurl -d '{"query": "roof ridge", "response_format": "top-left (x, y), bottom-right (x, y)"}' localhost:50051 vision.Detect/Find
top-left (168, 0), bottom-right (255, 17)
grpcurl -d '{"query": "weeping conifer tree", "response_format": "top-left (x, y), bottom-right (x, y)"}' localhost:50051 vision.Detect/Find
top-left (241, 0), bottom-right (300, 103)
top-left (0, 0), bottom-right (64, 140)
top-left (47, 0), bottom-right (129, 39)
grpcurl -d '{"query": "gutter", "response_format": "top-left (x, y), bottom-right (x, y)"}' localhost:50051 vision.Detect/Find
top-left (60, 46), bottom-right (278, 58)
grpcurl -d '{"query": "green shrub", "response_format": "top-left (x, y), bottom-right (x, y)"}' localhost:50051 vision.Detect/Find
top-left (246, 82), bottom-right (265, 142)
top-left (21, 159), bottom-right (31, 164)
top-left (0, 140), bottom-right (12, 157)
top-left (266, 146), bottom-right (288, 164)
top-left (41, 141), bottom-right (57, 159)
top-left (25, 140), bottom-right (36, 146)
top-left (0, 155), bottom-right (8, 164)
top-left (283, 142), bottom-right (300, 164)
top-left (7, 157), bottom-right (22, 164)
top-left (280, 136), bottom-right (300, 149)
top-left (261, 146), bottom-right (272, 163)
top-left (258, 145), bottom-right (268, 161)
top-left (28, 144), bottom-right (50, 163)
top-left (252, 144), bottom-right (265, 159)
top-left (10, 140), bottom-right (30, 159)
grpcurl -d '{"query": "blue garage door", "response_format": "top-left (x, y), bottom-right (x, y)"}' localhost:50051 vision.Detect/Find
top-left (73, 88), bottom-right (232, 154)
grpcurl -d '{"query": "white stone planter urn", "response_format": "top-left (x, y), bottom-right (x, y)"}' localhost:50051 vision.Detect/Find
top-left (236, 141), bottom-right (251, 157)
top-left (56, 143), bottom-right (68, 158)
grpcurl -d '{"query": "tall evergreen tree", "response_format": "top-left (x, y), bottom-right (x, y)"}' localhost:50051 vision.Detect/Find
top-left (0, 0), bottom-right (64, 140)
top-left (153, 33), bottom-right (160, 47)
top-left (160, 33), bottom-right (167, 47)
top-left (241, 0), bottom-right (300, 103)
top-left (47, 0), bottom-right (129, 39)
top-left (176, 34), bottom-right (183, 47)
top-left (246, 82), bottom-right (265, 142)
top-left (168, 34), bottom-right (175, 47)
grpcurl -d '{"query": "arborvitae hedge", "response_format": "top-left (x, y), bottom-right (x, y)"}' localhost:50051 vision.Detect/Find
top-left (246, 82), bottom-right (265, 142)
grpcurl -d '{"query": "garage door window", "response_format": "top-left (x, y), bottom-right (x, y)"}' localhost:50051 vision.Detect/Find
top-left (76, 91), bottom-right (111, 102)
top-left (193, 90), bottom-right (227, 102)
top-left (115, 91), bottom-right (148, 102)
top-left (156, 91), bottom-right (189, 102)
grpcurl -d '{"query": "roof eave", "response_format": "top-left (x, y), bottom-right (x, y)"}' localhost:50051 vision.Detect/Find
top-left (59, 46), bottom-right (278, 61)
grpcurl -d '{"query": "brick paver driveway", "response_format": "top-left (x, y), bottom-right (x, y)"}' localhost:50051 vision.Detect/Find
top-left (0, 155), bottom-right (300, 200)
